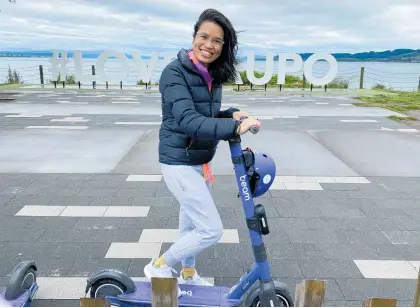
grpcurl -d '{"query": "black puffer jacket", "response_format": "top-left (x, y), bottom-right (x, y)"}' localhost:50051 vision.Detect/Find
top-left (158, 49), bottom-right (240, 165)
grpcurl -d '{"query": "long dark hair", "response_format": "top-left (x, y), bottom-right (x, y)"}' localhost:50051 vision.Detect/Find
top-left (193, 8), bottom-right (239, 84)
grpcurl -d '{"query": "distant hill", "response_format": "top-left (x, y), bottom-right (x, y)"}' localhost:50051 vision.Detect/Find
top-left (250, 49), bottom-right (420, 63)
top-left (1, 48), bottom-right (420, 63)
top-left (308, 49), bottom-right (420, 63)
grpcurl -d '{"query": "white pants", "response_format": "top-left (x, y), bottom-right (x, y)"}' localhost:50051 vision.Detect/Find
top-left (160, 163), bottom-right (223, 268)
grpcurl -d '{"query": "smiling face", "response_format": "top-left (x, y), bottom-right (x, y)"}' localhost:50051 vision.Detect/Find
top-left (192, 21), bottom-right (224, 66)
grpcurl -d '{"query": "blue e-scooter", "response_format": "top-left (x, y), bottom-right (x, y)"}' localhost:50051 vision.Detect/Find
top-left (0, 260), bottom-right (39, 307)
top-left (84, 118), bottom-right (294, 307)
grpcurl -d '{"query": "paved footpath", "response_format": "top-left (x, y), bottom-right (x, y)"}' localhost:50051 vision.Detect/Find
top-left (1, 88), bottom-right (420, 306)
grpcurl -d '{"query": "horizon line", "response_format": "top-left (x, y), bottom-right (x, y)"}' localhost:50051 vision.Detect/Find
top-left (1, 47), bottom-right (419, 54)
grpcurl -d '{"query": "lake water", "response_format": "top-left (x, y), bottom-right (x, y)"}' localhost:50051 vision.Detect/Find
top-left (1, 57), bottom-right (419, 91)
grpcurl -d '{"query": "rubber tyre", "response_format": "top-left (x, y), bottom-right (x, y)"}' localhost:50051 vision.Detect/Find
top-left (5, 267), bottom-right (36, 301)
top-left (23, 268), bottom-right (37, 301)
top-left (90, 278), bottom-right (127, 299)
top-left (249, 288), bottom-right (294, 307)
top-left (22, 268), bottom-right (36, 290)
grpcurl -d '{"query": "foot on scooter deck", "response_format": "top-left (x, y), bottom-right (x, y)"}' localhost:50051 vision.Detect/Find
top-left (113, 281), bottom-right (242, 307)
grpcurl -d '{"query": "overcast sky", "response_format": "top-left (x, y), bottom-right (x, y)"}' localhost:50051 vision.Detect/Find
top-left (1, 0), bottom-right (420, 55)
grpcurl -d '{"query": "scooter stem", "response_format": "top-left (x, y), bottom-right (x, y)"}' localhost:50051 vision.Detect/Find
top-left (227, 134), bottom-right (281, 307)
top-left (228, 134), bottom-right (271, 279)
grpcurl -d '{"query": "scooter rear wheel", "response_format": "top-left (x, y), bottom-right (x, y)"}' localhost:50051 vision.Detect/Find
top-left (90, 278), bottom-right (126, 298)
top-left (5, 265), bottom-right (37, 301)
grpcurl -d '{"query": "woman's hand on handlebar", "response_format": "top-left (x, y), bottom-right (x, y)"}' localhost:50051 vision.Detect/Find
top-left (232, 111), bottom-right (249, 121)
top-left (238, 117), bottom-right (261, 135)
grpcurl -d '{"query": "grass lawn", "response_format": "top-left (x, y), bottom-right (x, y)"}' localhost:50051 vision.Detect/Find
top-left (353, 90), bottom-right (420, 121)
top-left (0, 83), bottom-right (24, 90)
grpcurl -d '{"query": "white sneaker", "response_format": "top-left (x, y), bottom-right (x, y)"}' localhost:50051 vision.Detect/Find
top-left (143, 258), bottom-right (182, 297)
top-left (178, 271), bottom-right (213, 286)
top-left (144, 257), bottom-right (177, 278)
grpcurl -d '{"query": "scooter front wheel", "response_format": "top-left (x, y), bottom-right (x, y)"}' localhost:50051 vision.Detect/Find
top-left (247, 286), bottom-right (293, 307)
top-left (90, 278), bottom-right (126, 298)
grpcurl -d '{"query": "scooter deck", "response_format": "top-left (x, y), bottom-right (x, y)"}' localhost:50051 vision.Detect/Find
top-left (111, 281), bottom-right (242, 307)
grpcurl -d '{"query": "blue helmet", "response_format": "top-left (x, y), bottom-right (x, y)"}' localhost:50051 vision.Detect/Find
top-left (243, 148), bottom-right (276, 197)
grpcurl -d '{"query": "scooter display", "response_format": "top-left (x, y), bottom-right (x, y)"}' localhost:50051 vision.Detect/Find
top-left (0, 260), bottom-right (38, 307)
top-left (84, 118), bottom-right (294, 307)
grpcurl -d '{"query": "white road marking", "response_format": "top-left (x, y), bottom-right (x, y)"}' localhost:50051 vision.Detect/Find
top-left (253, 116), bottom-right (275, 120)
top-left (222, 103), bottom-right (247, 107)
top-left (5, 114), bottom-right (42, 118)
top-left (114, 122), bottom-right (161, 125)
top-left (126, 175), bottom-right (163, 181)
top-left (51, 117), bottom-right (89, 122)
top-left (57, 101), bottom-right (89, 104)
top-left (25, 126), bottom-right (89, 129)
top-left (340, 120), bottom-right (378, 123)
top-left (111, 101), bottom-right (141, 104)
top-left (290, 99), bottom-right (316, 102)
top-left (138, 229), bottom-right (240, 243)
top-left (273, 176), bottom-right (370, 184)
top-left (354, 260), bottom-right (419, 279)
top-left (284, 182), bottom-right (324, 190)
top-left (105, 242), bottom-right (162, 258)
top-left (15, 205), bottom-right (150, 217)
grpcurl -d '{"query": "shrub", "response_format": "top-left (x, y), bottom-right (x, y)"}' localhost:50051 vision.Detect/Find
top-left (372, 83), bottom-right (386, 90)
top-left (5, 66), bottom-right (23, 84)
top-left (51, 73), bottom-right (77, 84)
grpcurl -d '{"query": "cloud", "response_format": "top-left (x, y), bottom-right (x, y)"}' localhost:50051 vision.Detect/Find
top-left (1, 0), bottom-right (420, 54)
top-left (374, 4), bottom-right (420, 40)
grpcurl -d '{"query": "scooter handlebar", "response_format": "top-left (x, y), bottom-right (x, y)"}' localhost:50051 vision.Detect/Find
top-left (239, 116), bottom-right (260, 134)
top-left (249, 125), bottom-right (260, 134)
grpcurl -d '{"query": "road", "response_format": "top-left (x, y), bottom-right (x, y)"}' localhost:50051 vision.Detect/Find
top-left (0, 88), bottom-right (419, 306)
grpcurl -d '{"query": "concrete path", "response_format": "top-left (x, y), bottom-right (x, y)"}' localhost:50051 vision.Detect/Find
top-left (0, 89), bottom-right (419, 306)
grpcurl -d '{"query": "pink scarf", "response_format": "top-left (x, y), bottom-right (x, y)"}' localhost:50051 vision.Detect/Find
top-left (187, 50), bottom-right (213, 92)
top-left (187, 49), bottom-right (215, 184)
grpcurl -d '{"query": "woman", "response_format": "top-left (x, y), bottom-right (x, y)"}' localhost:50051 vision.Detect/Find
top-left (144, 8), bottom-right (261, 288)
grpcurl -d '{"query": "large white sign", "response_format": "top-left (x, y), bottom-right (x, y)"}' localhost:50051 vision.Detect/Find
top-left (49, 50), bottom-right (338, 86)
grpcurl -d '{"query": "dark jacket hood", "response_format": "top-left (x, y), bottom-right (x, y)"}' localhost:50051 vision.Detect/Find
top-left (177, 48), bottom-right (198, 75)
